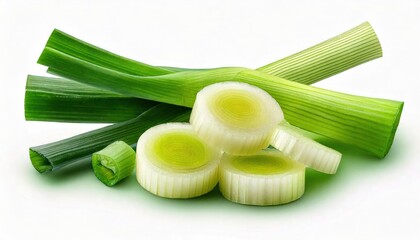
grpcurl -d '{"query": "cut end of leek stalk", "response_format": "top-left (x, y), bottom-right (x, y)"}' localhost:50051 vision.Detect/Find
top-left (136, 123), bottom-right (221, 198)
top-left (92, 141), bottom-right (136, 186)
top-left (270, 123), bottom-right (342, 174)
top-left (219, 149), bottom-right (305, 206)
top-left (30, 149), bottom-right (53, 173)
top-left (190, 81), bottom-right (283, 155)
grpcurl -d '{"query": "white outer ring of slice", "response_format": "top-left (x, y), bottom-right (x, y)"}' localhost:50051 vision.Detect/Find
top-left (190, 81), bottom-right (284, 155)
top-left (136, 123), bottom-right (221, 198)
top-left (219, 149), bottom-right (305, 206)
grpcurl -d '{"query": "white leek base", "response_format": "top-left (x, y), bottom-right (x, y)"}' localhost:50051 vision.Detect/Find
top-left (270, 123), bottom-right (341, 174)
top-left (219, 149), bottom-right (305, 206)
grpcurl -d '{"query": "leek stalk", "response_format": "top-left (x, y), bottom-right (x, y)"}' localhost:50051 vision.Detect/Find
top-left (30, 104), bottom-right (190, 173)
top-left (27, 22), bottom-right (382, 123)
top-left (37, 49), bottom-right (403, 158)
top-left (25, 75), bottom-right (158, 123)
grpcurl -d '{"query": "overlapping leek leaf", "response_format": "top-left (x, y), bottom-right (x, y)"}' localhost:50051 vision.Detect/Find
top-left (30, 104), bottom-right (190, 173)
top-left (25, 75), bottom-right (158, 123)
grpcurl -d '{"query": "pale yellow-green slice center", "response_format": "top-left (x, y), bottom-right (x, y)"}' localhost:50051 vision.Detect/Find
top-left (231, 154), bottom-right (293, 175)
top-left (151, 132), bottom-right (209, 170)
top-left (208, 90), bottom-right (263, 129)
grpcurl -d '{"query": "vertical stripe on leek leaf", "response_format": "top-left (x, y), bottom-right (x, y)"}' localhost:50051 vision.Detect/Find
top-left (25, 75), bottom-right (158, 123)
top-left (30, 104), bottom-right (190, 173)
top-left (37, 48), bottom-right (403, 158)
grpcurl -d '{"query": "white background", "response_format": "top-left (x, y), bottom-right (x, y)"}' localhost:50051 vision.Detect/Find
top-left (1, 0), bottom-right (419, 239)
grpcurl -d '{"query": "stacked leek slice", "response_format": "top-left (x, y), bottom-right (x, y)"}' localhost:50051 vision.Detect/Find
top-left (25, 22), bottom-right (403, 206)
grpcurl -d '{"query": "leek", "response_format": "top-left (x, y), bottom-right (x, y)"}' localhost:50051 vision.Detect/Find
top-left (25, 75), bottom-right (158, 123)
top-left (190, 81), bottom-right (283, 155)
top-left (44, 22), bottom-right (381, 83)
top-left (30, 104), bottom-right (191, 173)
top-left (270, 122), bottom-right (342, 174)
top-left (37, 48), bottom-right (403, 158)
top-left (27, 22), bottom-right (382, 123)
top-left (258, 22), bottom-right (382, 84)
top-left (219, 149), bottom-right (305, 205)
top-left (136, 123), bottom-right (220, 198)
top-left (92, 141), bottom-right (135, 186)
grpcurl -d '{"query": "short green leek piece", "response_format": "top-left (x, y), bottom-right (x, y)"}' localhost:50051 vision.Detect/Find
top-left (27, 22), bottom-right (382, 123)
top-left (92, 141), bottom-right (135, 186)
top-left (219, 149), bottom-right (306, 206)
top-left (190, 82), bottom-right (283, 155)
top-left (30, 104), bottom-right (191, 173)
top-left (37, 45), bottom-right (403, 158)
top-left (25, 75), bottom-right (158, 123)
top-left (136, 123), bottom-right (221, 198)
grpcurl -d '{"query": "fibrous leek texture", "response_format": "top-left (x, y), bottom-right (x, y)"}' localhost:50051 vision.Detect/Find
top-left (258, 22), bottom-right (383, 84)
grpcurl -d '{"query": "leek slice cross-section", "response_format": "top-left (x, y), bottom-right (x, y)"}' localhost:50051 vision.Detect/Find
top-left (190, 82), bottom-right (283, 155)
top-left (219, 149), bottom-right (305, 206)
top-left (136, 123), bottom-right (221, 198)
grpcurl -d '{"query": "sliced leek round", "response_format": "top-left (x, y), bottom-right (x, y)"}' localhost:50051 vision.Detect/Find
top-left (92, 141), bottom-right (136, 186)
top-left (219, 149), bottom-right (305, 206)
top-left (136, 123), bottom-right (221, 198)
top-left (270, 122), bottom-right (341, 174)
top-left (190, 81), bottom-right (284, 155)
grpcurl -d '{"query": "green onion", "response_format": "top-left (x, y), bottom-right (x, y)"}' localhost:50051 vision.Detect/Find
top-left (25, 75), bottom-right (158, 123)
top-left (30, 104), bottom-right (191, 173)
top-left (92, 141), bottom-right (135, 186)
top-left (37, 46), bottom-right (403, 158)
top-left (219, 149), bottom-right (305, 205)
top-left (136, 123), bottom-right (221, 198)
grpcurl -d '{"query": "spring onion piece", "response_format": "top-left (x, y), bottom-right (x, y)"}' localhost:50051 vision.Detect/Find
top-left (270, 122), bottom-right (341, 174)
top-left (219, 149), bottom-right (305, 206)
top-left (92, 141), bottom-right (135, 186)
top-left (258, 22), bottom-right (382, 84)
top-left (25, 75), bottom-right (158, 123)
top-left (190, 81), bottom-right (283, 155)
top-left (136, 123), bottom-right (221, 198)
top-left (30, 104), bottom-right (191, 173)
top-left (38, 45), bottom-right (403, 158)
